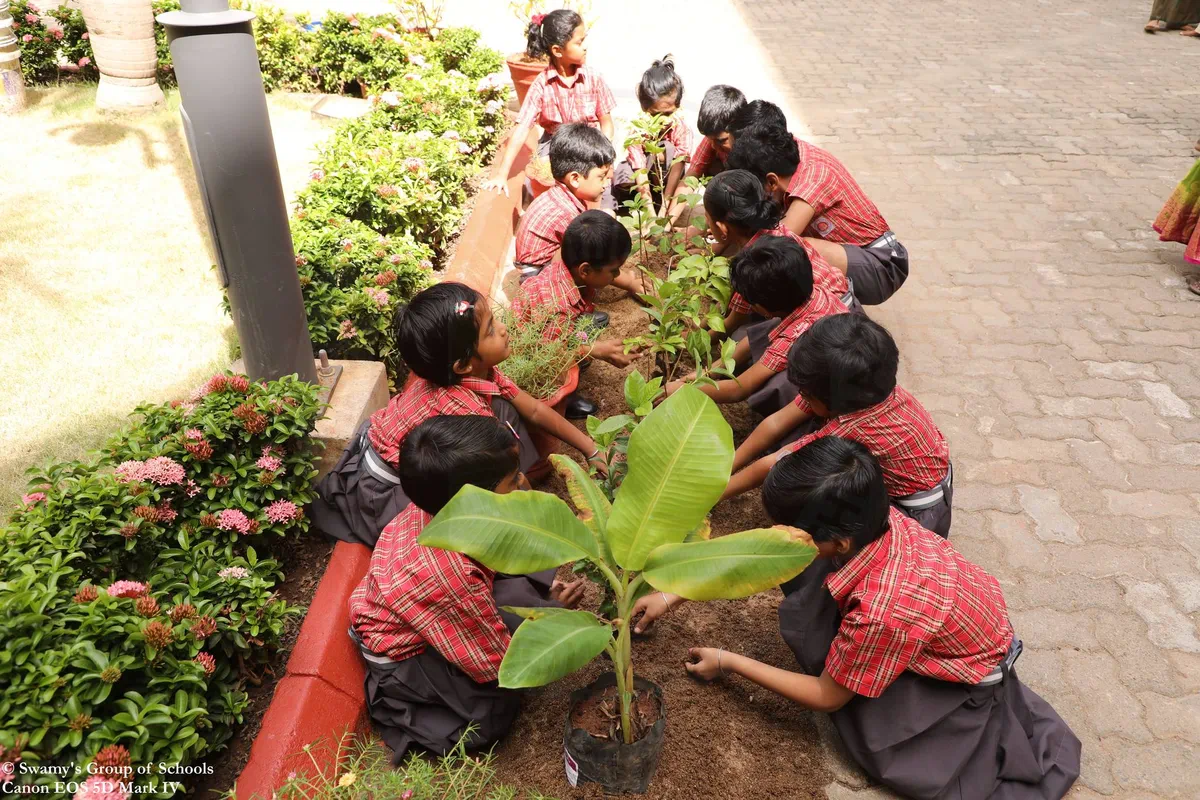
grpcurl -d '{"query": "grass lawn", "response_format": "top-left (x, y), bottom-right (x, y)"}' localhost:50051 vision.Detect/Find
top-left (0, 85), bottom-right (335, 506)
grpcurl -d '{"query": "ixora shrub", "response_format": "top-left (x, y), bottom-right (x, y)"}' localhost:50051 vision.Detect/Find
top-left (420, 386), bottom-right (817, 754)
top-left (0, 374), bottom-right (323, 797)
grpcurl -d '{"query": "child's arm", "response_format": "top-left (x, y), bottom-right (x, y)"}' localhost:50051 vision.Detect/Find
top-left (686, 649), bottom-right (855, 713)
top-left (660, 160), bottom-right (687, 217)
top-left (721, 451), bottom-right (780, 501)
top-left (719, 308), bottom-right (750, 337)
top-left (674, 362), bottom-right (775, 404)
top-left (733, 403), bottom-right (810, 470)
top-left (587, 339), bottom-right (644, 368)
top-left (482, 120), bottom-right (535, 196)
top-left (781, 197), bottom-right (817, 238)
top-left (511, 389), bottom-right (607, 473)
top-left (630, 591), bottom-right (686, 633)
top-left (600, 113), bottom-right (614, 143)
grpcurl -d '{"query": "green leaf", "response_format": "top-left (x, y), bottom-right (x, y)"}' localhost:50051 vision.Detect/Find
top-left (589, 415), bottom-right (634, 438)
top-left (499, 606), bottom-right (574, 621)
top-left (549, 455), bottom-right (611, 544)
top-left (642, 528), bottom-right (818, 600)
top-left (498, 610), bottom-right (612, 689)
top-left (419, 485), bottom-right (600, 574)
top-left (606, 386), bottom-right (733, 570)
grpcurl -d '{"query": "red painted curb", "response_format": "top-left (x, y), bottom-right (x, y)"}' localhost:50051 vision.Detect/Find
top-left (234, 134), bottom-right (527, 799)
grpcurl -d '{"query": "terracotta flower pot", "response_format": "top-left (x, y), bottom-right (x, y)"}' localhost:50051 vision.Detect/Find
top-left (526, 363), bottom-right (580, 481)
top-left (80, 0), bottom-right (164, 110)
top-left (505, 53), bottom-right (544, 107)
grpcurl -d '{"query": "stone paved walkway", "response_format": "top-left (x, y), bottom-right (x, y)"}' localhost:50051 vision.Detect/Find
top-left (734, 0), bottom-right (1200, 796)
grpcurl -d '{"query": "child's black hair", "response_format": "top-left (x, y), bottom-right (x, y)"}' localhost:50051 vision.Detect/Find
top-left (561, 210), bottom-right (632, 270)
top-left (525, 8), bottom-right (583, 66)
top-left (728, 235), bottom-right (813, 313)
top-left (549, 123), bottom-right (616, 182)
top-left (727, 99), bottom-right (788, 136)
top-left (697, 84), bottom-right (746, 136)
top-left (636, 54), bottom-right (683, 111)
top-left (398, 415), bottom-right (520, 515)
top-left (763, 436), bottom-right (890, 549)
top-left (395, 282), bottom-right (484, 388)
top-left (726, 124), bottom-right (800, 182)
top-left (703, 169), bottom-right (783, 233)
top-left (787, 315), bottom-right (899, 417)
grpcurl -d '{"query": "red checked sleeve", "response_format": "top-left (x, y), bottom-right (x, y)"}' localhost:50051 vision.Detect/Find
top-left (729, 292), bottom-right (752, 314)
top-left (757, 334), bottom-right (794, 373)
top-left (824, 612), bottom-right (920, 698)
top-left (789, 159), bottom-right (839, 218)
top-left (792, 394), bottom-right (814, 415)
top-left (516, 74), bottom-right (547, 130)
top-left (492, 368), bottom-right (521, 401)
top-left (691, 136), bottom-right (714, 174)
top-left (594, 75), bottom-right (616, 117)
top-left (627, 143), bottom-right (648, 171)
top-left (410, 551), bottom-right (511, 683)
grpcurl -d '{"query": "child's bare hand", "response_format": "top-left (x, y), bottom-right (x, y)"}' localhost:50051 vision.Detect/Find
top-left (587, 452), bottom-right (610, 477)
top-left (550, 579), bottom-right (586, 609)
top-left (630, 591), bottom-right (681, 633)
top-left (481, 176), bottom-right (509, 196)
top-left (685, 647), bottom-right (725, 681)
top-left (593, 339), bottom-right (644, 368)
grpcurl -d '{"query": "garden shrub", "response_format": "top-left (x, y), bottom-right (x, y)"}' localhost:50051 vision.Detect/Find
top-left (0, 374), bottom-right (323, 796)
top-left (290, 205), bottom-right (434, 375)
top-left (10, 0), bottom-right (59, 84)
top-left (309, 12), bottom-right (415, 96)
top-left (45, 4), bottom-right (98, 81)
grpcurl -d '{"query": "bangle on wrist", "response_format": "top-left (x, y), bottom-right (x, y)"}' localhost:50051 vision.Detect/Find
top-left (587, 448), bottom-right (600, 460)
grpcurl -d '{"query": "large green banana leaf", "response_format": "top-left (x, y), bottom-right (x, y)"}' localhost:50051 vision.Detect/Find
top-left (641, 528), bottom-right (818, 601)
top-left (419, 485), bottom-right (600, 574)
top-left (606, 386), bottom-right (733, 570)
top-left (498, 610), bottom-right (613, 689)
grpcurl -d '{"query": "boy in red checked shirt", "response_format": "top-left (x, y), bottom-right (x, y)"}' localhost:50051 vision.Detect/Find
top-left (512, 124), bottom-right (649, 296)
top-left (687, 84), bottom-right (746, 180)
top-left (511, 211), bottom-right (646, 419)
top-left (350, 414), bottom-right (585, 763)
top-left (482, 9), bottom-right (619, 209)
top-left (663, 236), bottom-right (847, 416)
top-left (722, 314), bottom-right (954, 538)
top-left (728, 105), bottom-right (909, 306)
top-left (636, 439), bottom-right (1080, 800)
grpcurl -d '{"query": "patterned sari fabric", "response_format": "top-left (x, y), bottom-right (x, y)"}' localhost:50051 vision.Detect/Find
top-left (1148, 0), bottom-right (1200, 27)
top-left (1154, 159), bottom-right (1200, 265)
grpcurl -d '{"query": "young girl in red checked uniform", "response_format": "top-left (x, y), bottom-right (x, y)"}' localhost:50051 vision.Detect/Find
top-left (311, 282), bottom-right (606, 547)
top-left (482, 9), bottom-right (618, 209)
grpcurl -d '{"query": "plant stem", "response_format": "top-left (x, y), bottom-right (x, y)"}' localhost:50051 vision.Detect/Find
top-left (613, 581), bottom-right (636, 745)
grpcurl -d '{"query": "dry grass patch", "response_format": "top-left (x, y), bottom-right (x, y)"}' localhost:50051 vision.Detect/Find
top-left (0, 85), bottom-right (334, 505)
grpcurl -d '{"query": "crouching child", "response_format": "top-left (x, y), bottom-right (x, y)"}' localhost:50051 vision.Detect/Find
top-left (682, 438), bottom-right (1080, 800)
top-left (664, 235), bottom-right (848, 415)
top-left (349, 414), bottom-right (585, 762)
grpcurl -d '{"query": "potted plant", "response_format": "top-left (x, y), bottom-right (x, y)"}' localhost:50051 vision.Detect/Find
top-left (419, 385), bottom-right (817, 793)
top-left (80, 0), bottom-right (164, 110)
top-left (503, 0), bottom-right (591, 105)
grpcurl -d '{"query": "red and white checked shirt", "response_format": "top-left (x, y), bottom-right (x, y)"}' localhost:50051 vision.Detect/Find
top-left (349, 504), bottom-right (510, 683)
top-left (367, 369), bottom-right (520, 468)
top-left (514, 182), bottom-right (587, 266)
top-left (516, 65), bottom-right (616, 136)
top-left (729, 226), bottom-right (850, 315)
top-left (510, 258), bottom-right (595, 340)
top-left (757, 286), bottom-right (848, 373)
top-left (690, 135), bottom-right (728, 177)
top-left (788, 140), bottom-right (890, 247)
top-left (627, 117), bottom-right (694, 172)
top-left (787, 387), bottom-right (949, 497)
top-left (823, 508), bottom-right (1014, 698)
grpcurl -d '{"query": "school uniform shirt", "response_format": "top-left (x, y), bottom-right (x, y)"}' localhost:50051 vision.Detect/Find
top-left (514, 182), bottom-right (587, 266)
top-left (690, 136), bottom-right (727, 176)
top-left (788, 140), bottom-right (890, 247)
top-left (510, 258), bottom-right (596, 340)
top-left (786, 387), bottom-right (949, 497)
top-left (367, 368), bottom-right (520, 468)
top-left (349, 504), bottom-right (510, 684)
top-left (729, 226), bottom-right (850, 315)
top-left (516, 65), bottom-right (616, 137)
top-left (626, 117), bottom-right (694, 171)
top-left (823, 508), bottom-right (1014, 698)
top-left (756, 285), bottom-right (849, 373)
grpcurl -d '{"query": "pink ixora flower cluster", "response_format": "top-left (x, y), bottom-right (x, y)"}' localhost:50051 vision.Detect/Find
top-left (379, 90), bottom-right (401, 107)
top-left (216, 509), bottom-right (252, 535)
top-left (114, 457), bottom-right (186, 486)
top-left (376, 184), bottom-right (399, 198)
top-left (218, 566), bottom-right (250, 581)
top-left (256, 454), bottom-right (283, 472)
top-left (310, 168), bottom-right (325, 181)
top-left (106, 581), bottom-right (149, 599)
top-left (338, 320), bottom-right (358, 340)
top-left (365, 287), bottom-right (390, 308)
top-left (22, 492), bottom-right (46, 505)
top-left (403, 156), bottom-right (425, 173)
top-left (265, 499), bottom-right (302, 524)
top-left (476, 72), bottom-right (506, 94)
top-left (73, 775), bottom-right (130, 800)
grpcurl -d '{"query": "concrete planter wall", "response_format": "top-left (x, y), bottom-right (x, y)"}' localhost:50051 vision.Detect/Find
top-left (80, 0), bottom-right (164, 110)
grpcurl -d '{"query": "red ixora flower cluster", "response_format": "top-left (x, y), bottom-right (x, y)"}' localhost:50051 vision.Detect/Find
top-left (169, 603), bottom-right (197, 622)
top-left (135, 596), bottom-right (160, 617)
top-left (191, 615), bottom-right (218, 640)
top-left (143, 620), bottom-right (174, 649)
top-left (233, 402), bottom-right (268, 435)
top-left (132, 501), bottom-right (176, 523)
top-left (73, 585), bottom-right (99, 604)
top-left (194, 652), bottom-right (216, 676)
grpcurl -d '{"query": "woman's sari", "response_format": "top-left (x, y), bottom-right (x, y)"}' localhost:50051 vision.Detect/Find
top-left (1154, 159), bottom-right (1200, 265)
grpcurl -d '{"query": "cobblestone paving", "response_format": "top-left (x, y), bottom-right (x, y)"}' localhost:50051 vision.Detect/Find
top-left (733, 0), bottom-right (1200, 796)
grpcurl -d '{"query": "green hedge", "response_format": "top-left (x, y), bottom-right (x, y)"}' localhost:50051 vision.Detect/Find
top-left (0, 374), bottom-right (323, 797)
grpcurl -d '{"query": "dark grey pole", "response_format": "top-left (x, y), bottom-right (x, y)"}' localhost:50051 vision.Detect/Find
top-left (158, 0), bottom-right (317, 383)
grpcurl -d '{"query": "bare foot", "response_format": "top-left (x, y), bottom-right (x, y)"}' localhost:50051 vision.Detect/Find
top-left (1145, 19), bottom-right (1166, 32)
top-left (1182, 27), bottom-right (1200, 36)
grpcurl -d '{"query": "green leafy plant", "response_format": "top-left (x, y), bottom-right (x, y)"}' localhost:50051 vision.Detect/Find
top-left (45, 4), bottom-right (98, 80)
top-left (419, 386), bottom-right (817, 746)
top-left (495, 305), bottom-right (597, 401)
top-left (0, 374), bottom-right (322, 796)
top-left (11, 0), bottom-right (60, 84)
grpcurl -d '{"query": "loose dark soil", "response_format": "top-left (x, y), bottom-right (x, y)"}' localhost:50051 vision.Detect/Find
top-left (571, 685), bottom-right (662, 743)
top-left (185, 532), bottom-right (336, 799)
top-left (491, 251), bottom-right (831, 799)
